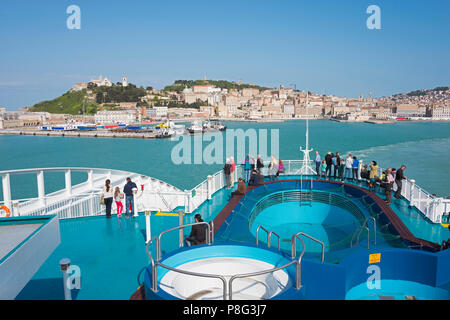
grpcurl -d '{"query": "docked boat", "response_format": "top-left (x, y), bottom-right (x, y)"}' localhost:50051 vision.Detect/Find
top-left (76, 124), bottom-right (97, 131)
top-left (167, 121), bottom-right (186, 135)
top-left (126, 125), bottom-right (142, 132)
top-left (50, 124), bottom-right (77, 131)
top-left (187, 121), bottom-right (204, 134)
top-left (155, 127), bottom-right (175, 138)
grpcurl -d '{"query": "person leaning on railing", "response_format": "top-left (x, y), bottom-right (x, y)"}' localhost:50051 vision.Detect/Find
top-left (102, 179), bottom-right (114, 218)
top-left (394, 165), bottom-right (407, 199)
top-left (383, 168), bottom-right (395, 205)
top-left (123, 177), bottom-right (137, 218)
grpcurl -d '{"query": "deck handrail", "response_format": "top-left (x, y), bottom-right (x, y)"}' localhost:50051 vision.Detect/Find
top-left (351, 216), bottom-right (377, 249)
top-left (294, 232), bottom-right (325, 263)
top-left (2, 160), bottom-right (447, 223)
top-left (146, 222), bottom-right (307, 300)
top-left (228, 260), bottom-right (297, 300)
top-left (156, 222), bottom-right (213, 260)
top-left (145, 236), bottom-right (228, 299)
top-left (255, 225), bottom-right (280, 250)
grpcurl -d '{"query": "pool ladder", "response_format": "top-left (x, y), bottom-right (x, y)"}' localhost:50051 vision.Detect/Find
top-left (299, 174), bottom-right (313, 207)
top-left (350, 217), bottom-right (377, 249)
top-left (256, 225), bottom-right (325, 262)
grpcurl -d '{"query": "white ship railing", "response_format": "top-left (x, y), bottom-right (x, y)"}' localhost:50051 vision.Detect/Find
top-left (0, 167), bottom-right (182, 219)
top-left (1, 160), bottom-right (448, 223)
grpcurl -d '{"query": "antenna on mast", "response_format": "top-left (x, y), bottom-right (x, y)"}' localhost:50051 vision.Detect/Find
top-left (298, 92), bottom-right (316, 175)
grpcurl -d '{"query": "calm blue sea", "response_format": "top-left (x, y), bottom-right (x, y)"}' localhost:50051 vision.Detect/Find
top-left (1, 120), bottom-right (450, 199)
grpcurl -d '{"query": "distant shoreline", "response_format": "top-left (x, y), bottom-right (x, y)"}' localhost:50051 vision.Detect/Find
top-left (1, 118), bottom-right (450, 139)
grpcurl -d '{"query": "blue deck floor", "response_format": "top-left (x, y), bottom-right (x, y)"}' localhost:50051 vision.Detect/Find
top-left (15, 177), bottom-right (449, 300)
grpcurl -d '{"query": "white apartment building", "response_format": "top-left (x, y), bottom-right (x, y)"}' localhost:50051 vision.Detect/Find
top-left (282, 103), bottom-right (295, 115)
top-left (90, 76), bottom-right (113, 87)
top-left (94, 109), bottom-right (140, 124)
top-left (153, 107), bottom-right (168, 118)
top-left (430, 105), bottom-right (450, 119)
top-left (72, 82), bottom-right (88, 91)
top-left (192, 85), bottom-right (218, 94)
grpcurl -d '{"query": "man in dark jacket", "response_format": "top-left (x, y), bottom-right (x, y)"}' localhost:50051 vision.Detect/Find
top-left (185, 214), bottom-right (207, 246)
top-left (123, 177), bottom-right (137, 218)
top-left (394, 165), bottom-right (407, 199)
top-left (325, 152), bottom-right (334, 180)
top-left (248, 170), bottom-right (259, 186)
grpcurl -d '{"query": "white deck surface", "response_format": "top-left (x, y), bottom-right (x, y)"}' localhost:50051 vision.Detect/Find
top-left (0, 223), bottom-right (43, 261)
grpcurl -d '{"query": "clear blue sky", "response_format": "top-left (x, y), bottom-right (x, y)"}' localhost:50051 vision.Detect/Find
top-left (0, 0), bottom-right (449, 109)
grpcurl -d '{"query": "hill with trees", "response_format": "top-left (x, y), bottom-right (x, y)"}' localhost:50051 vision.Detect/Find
top-left (163, 79), bottom-right (271, 93)
top-left (28, 89), bottom-right (98, 115)
top-left (28, 83), bottom-right (147, 115)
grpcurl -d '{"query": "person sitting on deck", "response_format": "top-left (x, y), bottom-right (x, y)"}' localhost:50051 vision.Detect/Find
top-left (184, 214), bottom-right (207, 247)
top-left (361, 164), bottom-right (369, 180)
top-left (231, 178), bottom-right (247, 197)
top-left (248, 170), bottom-right (259, 186)
top-left (249, 169), bottom-right (265, 186)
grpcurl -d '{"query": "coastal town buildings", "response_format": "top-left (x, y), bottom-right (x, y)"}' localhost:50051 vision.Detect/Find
top-left (3, 80), bottom-right (448, 129)
top-left (94, 109), bottom-right (141, 124)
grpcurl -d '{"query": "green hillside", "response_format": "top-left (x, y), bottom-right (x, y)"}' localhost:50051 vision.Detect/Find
top-left (29, 89), bottom-right (98, 115)
top-left (29, 83), bottom-right (147, 115)
top-left (163, 80), bottom-right (271, 93)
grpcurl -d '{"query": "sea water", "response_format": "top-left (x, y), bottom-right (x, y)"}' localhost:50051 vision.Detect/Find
top-left (1, 120), bottom-right (449, 200)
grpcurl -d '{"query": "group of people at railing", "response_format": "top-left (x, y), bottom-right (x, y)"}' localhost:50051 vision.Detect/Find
top-left (315, 150), bottom-right (409, 205)
top-left (222, 154), bottom-right (286, 200)
top-left (101, 177), bottom-right (137, 218)
top-left (224, 154), bottom-right (285, 190)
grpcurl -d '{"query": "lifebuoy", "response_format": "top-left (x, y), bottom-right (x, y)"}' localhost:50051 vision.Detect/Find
top-left (0, 205), bottom-right (11, 217)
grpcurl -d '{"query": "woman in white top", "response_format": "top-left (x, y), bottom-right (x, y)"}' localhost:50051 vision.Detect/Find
top-left (103, 179), bottom-right (114, 218)
top-left (268, 156), bottom-right (278, 181)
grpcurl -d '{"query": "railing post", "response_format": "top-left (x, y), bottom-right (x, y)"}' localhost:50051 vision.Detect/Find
top-left (296, 262), bottom-right (302, 290)
top-left (37, 170), bottom-right (46, 206)
top-left (65, 169), bottom-right (72, 196)
top-left (2, 173), bottom-right (12, 212)
top-left (12, 201), bottom-right (19, 217)
top-left (358, 160), bottom-right (363, 181)
top-left (178, 209), bottom-right (184, 248)
top-left (184, 190), bottom-right (191, 213)
top-left (133, 188), bottom-right (139, 217)
top-left (207, 175), bottom-right (213, 200)
top-left (152, 264), bottom-right (158, 292)
top-left (145, 210), bottom-right (151, 243)
top-left (59, 258), bottom-right (72, 300)
top-left (409, 179), bottom-right (415, 207)
top-left (87, 170), bottom-right (94, 189)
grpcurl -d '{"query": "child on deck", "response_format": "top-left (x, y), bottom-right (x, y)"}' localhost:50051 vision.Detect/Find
top-left (114, 187), bottom-right (123, 217)
top-left (320, 160), bottom-right (327, 179)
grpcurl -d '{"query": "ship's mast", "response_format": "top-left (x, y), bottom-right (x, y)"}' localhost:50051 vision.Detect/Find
top-left (299, 92), bottom-right (317, 175)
